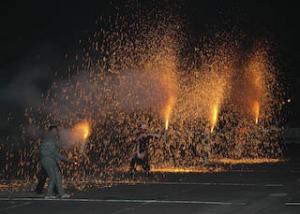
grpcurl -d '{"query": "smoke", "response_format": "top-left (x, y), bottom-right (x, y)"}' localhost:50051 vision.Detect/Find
top-left (41, 68), bottom-right (176, 126)
top-left (0, 44), bottom-right (64, 139)
top-left (59, 128), bottom-right (81, 149)
top-left (1, 69), bottom-right (48, 108)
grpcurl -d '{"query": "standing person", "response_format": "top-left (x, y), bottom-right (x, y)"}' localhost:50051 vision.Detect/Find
top-left (40, 125), bottom-right (70, 199)
top-left (130, 124), bottom-right (160, 175)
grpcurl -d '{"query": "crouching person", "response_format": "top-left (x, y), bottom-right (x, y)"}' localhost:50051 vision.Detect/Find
top-left (130, 124), bottom-right (160, 176)
top-left (40, 125), bottom-right (70, 199)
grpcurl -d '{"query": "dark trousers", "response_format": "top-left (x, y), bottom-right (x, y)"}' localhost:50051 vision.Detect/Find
top-left (35, 165), bottom-right (60, 194)
top-left (130, 154), bottom-right (150, 172)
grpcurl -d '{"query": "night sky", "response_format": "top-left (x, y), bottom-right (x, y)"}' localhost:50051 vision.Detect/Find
top-left (1, 0), bottom-right (299, 136)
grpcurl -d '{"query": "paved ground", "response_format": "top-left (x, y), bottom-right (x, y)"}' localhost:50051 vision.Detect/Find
top-left (1, 159), bottom-right (300, 214)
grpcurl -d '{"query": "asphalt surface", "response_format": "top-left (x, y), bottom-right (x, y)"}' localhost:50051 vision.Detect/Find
top-left (1, 160), bottom-right (300, 214)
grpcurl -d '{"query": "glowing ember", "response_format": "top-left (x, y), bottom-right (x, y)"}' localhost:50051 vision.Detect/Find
top-left (244, 46), bottom-right (269, 126)
top-left (72, 120), bottom-right (91, 141)
top-left (151, 166), bottom-right (224, 173)
top-left (164, 96), bottom-right (175, 130)
top-left (210, 158), bottom-right (284, 165)
top-left (253, 101), bottom-right (260, 124)
top-left (210, 104), bottom-right (219, 132)
top-left (165, 119), bottom-right (169, 130)
top-left (159, 54), bottom-right (177, 131)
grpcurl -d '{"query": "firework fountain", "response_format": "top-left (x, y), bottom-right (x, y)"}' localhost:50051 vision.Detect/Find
top-left (1, 6), bottom-right (285, 190)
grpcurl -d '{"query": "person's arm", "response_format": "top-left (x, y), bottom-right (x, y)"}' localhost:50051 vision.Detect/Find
top-left (55, 152), bottom-right (69, 162)
top-left (53, 145), bottom-right (69, 162)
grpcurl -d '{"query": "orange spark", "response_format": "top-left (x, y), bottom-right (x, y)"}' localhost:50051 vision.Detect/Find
top-left (210, 158), bottom-right (284, 165)
top-left (73, 120), bottom-right (91, 141)
top-left (253, 101), bottom-right (260, 124)
top-left (210, 104), bottom-right (219, 132)
top-left (246, 47), bottom-right (268, 125)
top-left (165, 119), bottom-right (169, 130)
top-left (164, 96), bottom-right (175, 130)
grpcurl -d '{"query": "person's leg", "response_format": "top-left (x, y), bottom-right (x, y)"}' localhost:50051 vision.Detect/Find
top-left (35, 167), bottom-right (48, 194)
top-left (53, 163), bottom-right (61, 195)
top-left (42, 159), bottom-right (56, 196)
top-left (142, 156), bottom-right (150, 173)
top-left (130, 155), bottom-right (138, 172)
top-left (53, 164), bottom-right (65, 197)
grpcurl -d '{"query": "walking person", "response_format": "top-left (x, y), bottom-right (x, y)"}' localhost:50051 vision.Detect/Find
top-left (40, 125), bottom-right (70, 199)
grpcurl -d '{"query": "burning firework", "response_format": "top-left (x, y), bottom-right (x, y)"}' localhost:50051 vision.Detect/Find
top-left (59, 120), bottom-right (91, 149)
top-left (163, 94), bottom-right (176, 130)
top-left (144, 34), bottom-right (178, 131)
top-left (240, 44), bottom-right (271, 125)
top-left (253, 101), bottom-right (260, 124)
top-left (210, 104), bottom-right (219, 132)
top-left (72, 120), bottom-right (91, 141)
top-left (2, 6), bottom-right (283, 189)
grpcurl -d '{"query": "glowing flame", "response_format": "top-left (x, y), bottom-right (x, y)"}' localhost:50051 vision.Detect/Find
top-left (149, 49), bottom-right (177, 131)
top-left (253, 101), bottom-right (260, 124)
top-left (164, 96), bottom-right (175, 130)
top-left (247, 48), bottom-right (267, 125)
top-left (165, 119), bottom-right (169, 130)
top-left (210, 104), bottom-right (219, 133)
top-left (73, 120), bottom-right (91, 141)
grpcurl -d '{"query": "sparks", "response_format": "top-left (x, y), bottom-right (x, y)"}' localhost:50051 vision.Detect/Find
top-left (253, 101), bottom-right (260, 124)
top-left (163, 95), bottom-right (175, 130)
top-left (15, 13), bottom-right (283, 188)
top-left (160, 67), bottom-right (177, 131)
top-left (165, 119), bottom-right (169, 130)
top-left (73, 120), bottom-right (91, 141)
top-left (210, 104), bottom-right (218, 133)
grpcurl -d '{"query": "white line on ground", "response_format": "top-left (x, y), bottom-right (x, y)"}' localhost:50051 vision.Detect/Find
top-left (0, 198), bottom-right (246, 206)
top-left (285, 202), bottom-right (300, 206)
top-left (268, 193), bottom-right (287, 197)
top-left (0, 201), bottom-right (32, 211)
top-left (121, 181), bottom-right (284, 187)
top-left (110, 201), bottom-right (151, 214)
top-left (264, 184), bottom-right (284, 187)
top-left (0, 180), bottom-right (284, 187)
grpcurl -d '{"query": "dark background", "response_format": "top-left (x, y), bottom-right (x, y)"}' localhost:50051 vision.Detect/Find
top-left (0, 0), bottom-right (299, 137)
